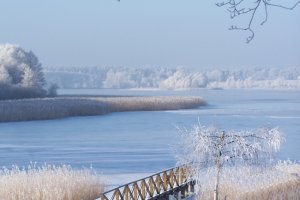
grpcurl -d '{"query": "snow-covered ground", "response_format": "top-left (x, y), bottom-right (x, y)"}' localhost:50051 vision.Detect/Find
top-left (0, 89), bottom-right (299, 188)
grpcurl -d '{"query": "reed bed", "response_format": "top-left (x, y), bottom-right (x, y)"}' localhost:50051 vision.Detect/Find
top-left (0, 98), bottom-right (109, 122)
top-left (0, 96), bottom-right (204, 122)
top-left (0, 164), bottom-right (103, 200)
top-left (94, 96), bottom-right (205, 111)
top-left (197, 162), bottom-right (300, 200)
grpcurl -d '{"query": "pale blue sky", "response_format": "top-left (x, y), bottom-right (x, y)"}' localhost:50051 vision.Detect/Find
top-left (0, 0), bottom-right (299, 69)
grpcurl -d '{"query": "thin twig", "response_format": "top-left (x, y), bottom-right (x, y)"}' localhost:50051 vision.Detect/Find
top-left (216, 0), bottom-right (300, 42)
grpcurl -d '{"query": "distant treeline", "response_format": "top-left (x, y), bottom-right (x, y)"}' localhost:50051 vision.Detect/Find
top-left (44, 66), bottom-right (300, 90)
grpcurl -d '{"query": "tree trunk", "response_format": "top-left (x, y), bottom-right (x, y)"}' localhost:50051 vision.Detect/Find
top-left (214, 165), bottom-right (221, 200)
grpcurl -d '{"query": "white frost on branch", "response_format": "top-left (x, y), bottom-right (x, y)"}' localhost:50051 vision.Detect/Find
top-left (0, 44), bottom-right (55, 99)
top-left (177, 125), bottom-right (283, 166)
top-left (176, 124), bottom-right (284, 198)
top-left (0, 44), bottom-right (45, 88)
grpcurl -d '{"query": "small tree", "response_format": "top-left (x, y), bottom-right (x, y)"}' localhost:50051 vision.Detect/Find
top-left (47, 83), bottom-right (59, 97)
top-left (177, 125), bottom-right (284, 200)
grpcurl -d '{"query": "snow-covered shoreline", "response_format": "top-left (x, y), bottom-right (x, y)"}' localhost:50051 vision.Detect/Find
top-left (0, 96), bottom-right (205, 122)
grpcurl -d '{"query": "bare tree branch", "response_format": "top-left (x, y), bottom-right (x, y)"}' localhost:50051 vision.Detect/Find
top-left (216, 0), bottom-right (300, 43)
top-left (117, 0), bottom-right (299, 43)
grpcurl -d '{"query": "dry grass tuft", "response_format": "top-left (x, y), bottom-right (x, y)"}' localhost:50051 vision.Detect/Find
top-left (0, 164), bottom-right (103, 200)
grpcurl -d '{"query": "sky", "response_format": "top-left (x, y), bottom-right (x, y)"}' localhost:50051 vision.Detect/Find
top-left (0, 0), bottom-right (299, 69)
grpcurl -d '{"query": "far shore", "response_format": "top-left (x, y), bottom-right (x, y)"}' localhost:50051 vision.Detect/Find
top-left (0, 96), bottom-right (206, 122)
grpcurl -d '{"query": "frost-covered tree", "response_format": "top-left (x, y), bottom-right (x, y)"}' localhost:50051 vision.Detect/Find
top-left (0, 66), bottom-right (11, 84)
top-left (177, 125), bottom-right (284, 200)
top-left (0, 44), bottom-right (54, 100)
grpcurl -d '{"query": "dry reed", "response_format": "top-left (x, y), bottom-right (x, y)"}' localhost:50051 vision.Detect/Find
top-left (0, 96), bottom-right (205, 122)
top-left (197, 162), bottom-right (300, 200)
top-left (94, 96), bottom-right (205, 111)
top-left (0, 164), bottom-right (103, 200)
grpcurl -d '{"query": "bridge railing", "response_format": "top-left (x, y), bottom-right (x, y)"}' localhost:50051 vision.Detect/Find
top-left (100, 165), bottom-right (195, 200)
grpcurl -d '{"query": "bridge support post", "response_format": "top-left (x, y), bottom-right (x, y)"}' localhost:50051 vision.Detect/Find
top-left (176, 191), bottom-right (181, 200)
top-left (169, 194), bottom-right (174, 200)
top-left (181, 186), bottom-right (186, 199)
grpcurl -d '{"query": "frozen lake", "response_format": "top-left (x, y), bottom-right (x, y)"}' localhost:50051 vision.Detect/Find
top-left (0, 89), bottom-right (299, 186)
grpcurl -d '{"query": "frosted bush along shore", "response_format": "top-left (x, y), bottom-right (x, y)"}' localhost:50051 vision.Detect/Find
top-left (195, 162), bottom-right (300, 200)
top-left (0, 96), bottom-right (204, 122)
top-left (176, 124), bottom-right (286, 200)
top-left (0, 44), bottom-right (57, 100)
top-left (0, 164), bottom-right (103, 200)
top-left (175, 124), bottom-right (297, 200)
top-left (45, 66), bottom-right (300, 90)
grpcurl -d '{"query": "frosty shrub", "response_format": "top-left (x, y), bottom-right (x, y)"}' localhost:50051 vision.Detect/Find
top-left (0, 164), bottom-right (103, 200)
top-left (0, 44), bottom-right (57, 100)
top-left (47, 83), bottom-right (59, 97)
top-left (177, 125), bottom-right (285, 200)
top-left (193, 162), bottom-right (300, 200)
top-left (0, 96), bottom-right (204, 122)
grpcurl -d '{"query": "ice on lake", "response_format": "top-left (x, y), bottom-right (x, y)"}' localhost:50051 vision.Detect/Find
top-left (0, 89), bottom-right (299, 186)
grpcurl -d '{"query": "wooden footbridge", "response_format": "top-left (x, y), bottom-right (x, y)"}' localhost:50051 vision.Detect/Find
top-left (100, 165), bottom-right (196, 200)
